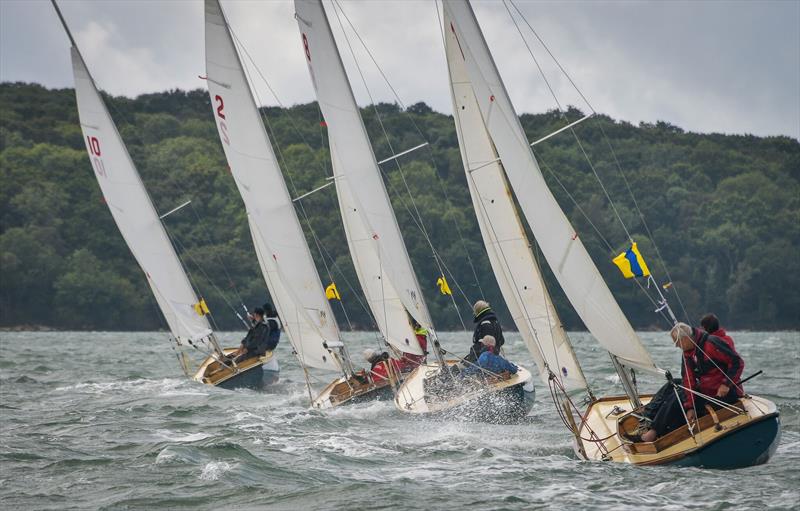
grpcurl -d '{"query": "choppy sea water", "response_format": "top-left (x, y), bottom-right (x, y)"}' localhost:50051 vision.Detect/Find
top-left (0, 331), bottom-right (797, 510)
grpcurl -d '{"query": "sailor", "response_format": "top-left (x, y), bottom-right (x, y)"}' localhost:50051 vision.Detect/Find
top-left (640, 322), bottom-right (744, 442)
top-left (465, 300), bottom-right (505, 363)
top-left (263, 302), bottom-right (282, 352)
top-left (463, 336), bottom-right (517, 377)
top-left (362, 348), bottom-right (400, 382)
top-left (232, 307), bottom-right (270, 364)
top-left (402, 317), bottom-right (428, 366)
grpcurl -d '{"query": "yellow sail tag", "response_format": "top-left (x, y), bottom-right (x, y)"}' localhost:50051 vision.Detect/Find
top-left (325, 282), bottom-right (341, 300)
top-left (612, 242), bottom-right (651, 279)
top-left (437, 276), bottom-right (452, 295)
top-left (193, 298), bottom-right (210, 316)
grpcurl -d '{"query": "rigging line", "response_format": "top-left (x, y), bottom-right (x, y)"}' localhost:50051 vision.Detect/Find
top-left (537, 156), bottom-right (672, 325)
top-left (330, 0), bottom-right (471, 328)
top-left (506, 0), bottom-right (684, 325)
top-left (501, 0), bottom-right (632, 243)
top-left (187, 202), bottom-right (247, 308)
top-left (335, 0), bottom-right (486, 300)
top-left (597, 124), bottom-right (691, 323)
top-left (230, 33), bottom-right (383, 339)
top-left (507, 0), bottom-right (595, 114)
top-left (163, 224), bottom-right (240, 329)
top-left (230, 27), bottom-right (376, 338)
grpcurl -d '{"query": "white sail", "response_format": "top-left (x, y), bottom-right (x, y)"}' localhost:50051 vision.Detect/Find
top-left (69, 46), bottom-right (213, 344)
top-left (443, 0), bottom-right (658, 373)
top-left (205, 0), bottom-right (340, 371)
top-left (294, 0), bottom-right (427, 355)
top-left (444, 20), bottom-right (587, 391)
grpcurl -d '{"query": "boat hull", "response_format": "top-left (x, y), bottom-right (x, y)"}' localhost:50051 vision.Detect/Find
top-left (395, 361), bottom-right (535, 424)
top-left (666, 413), bottom-right (781, 469)
top-left (193, 349), bottom-right (279, 391)
top-left (574, 394), bottom-right (781, 469)
top-left (312, 375), bottom-right (395, 409)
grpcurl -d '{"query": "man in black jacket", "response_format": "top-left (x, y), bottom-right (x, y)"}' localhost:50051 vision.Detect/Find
top-left (233, 307), bottom-right (270, 364)
top-left (464, 300), bottom-right (505, 363)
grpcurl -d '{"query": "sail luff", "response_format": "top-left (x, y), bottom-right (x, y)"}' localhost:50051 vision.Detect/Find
top-left (205, 0), bottom-right (341, 371)
top-left (444, 0), bottom-right (658, 372)
top-left (67, 39), bottom-right (213, 344)
top-left (444, 14), bottom-right (588, 391)
top-left (294, 0), bottom-right (430, 355)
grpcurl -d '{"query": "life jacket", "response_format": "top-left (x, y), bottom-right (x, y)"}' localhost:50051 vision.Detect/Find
top-left (682, 328), bottom-right (744, 409)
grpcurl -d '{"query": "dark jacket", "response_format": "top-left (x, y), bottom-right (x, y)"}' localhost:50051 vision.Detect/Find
top-left (242, 320), bottom-right (270, 356)
top-left (681, 327), bottom-right (744, 410)
top-left (466, 308), bottom-right (505, 362)
top-left (264, 316), bottom-right (281, 351)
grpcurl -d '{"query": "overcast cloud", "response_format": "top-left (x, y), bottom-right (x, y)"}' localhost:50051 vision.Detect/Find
top-left (1, 0), bottom-right (798, 139)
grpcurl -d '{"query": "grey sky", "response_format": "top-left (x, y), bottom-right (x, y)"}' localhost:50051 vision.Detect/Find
top-left (1, 0), bottom-right (798, 139)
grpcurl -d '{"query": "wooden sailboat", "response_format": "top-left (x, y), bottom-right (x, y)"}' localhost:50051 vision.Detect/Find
top-left (442, 0), bottom-right (780, 467)
top-left (293, 0), bottom-right (535, 422)
top-left (294, 0), bottom-right (438, 408)
top-left (53, 1), bottom-right (278, 391)
top-left (205, 0), bottom-right (369, 407)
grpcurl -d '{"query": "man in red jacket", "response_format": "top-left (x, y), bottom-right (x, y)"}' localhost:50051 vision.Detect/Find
top-left (640, 319), bottom-right (744, 442)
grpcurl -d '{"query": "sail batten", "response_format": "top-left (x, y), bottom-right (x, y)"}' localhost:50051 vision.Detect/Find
top-left (294, 0), bottom-right (428, 355)
top-left (205, 0), bottom-right (341, 371)
top-left (69, 45), bottom-right (213, 345)
top-left (444, 0), bottom-right (658, 372)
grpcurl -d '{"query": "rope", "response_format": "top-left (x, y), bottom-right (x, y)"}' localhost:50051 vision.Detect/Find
top-left (504, 0), bottom-right (689, 326)
top-left (330, 0), bottom-right (476, 328)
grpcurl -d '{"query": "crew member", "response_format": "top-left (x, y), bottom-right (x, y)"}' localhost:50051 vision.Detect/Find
top-left (465, 300), bottom-right (505, 363)
top-left (640, 322), bottom-right (744, 442)
top-left (263, 302), bottom-right (282, 352)
top-left (232, 307), bottom-right (270, 364)
top-left (463, 336), bottom-right (518, 377)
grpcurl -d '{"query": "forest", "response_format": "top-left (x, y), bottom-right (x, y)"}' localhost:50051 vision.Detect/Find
top-left (1, 82), bottom-right (798, 332)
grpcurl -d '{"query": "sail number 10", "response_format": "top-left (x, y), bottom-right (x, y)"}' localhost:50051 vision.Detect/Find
top-left (86, 135), bottom-right (106, 177)
top-left (215, 95), bottom-right (230, 146)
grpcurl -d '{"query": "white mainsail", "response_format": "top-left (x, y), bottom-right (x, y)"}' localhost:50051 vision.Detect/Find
top-left (443, 0), bottom-right (658, 373)
top-left (294, 0), bottom-right (427, 355)
top-left (67, 35), bottom-right (213, 345)
top-left (205, 0), bottom-right (341, 371)
top-left (444, 17), bottom-right (587, 391)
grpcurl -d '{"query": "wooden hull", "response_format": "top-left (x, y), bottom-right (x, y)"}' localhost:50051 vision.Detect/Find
top-left (574, 394), bottom-right (780, 469)
top-left (312, 375), bottom-right (394, 409)
top-left (193, 348), bottom-right (279, 391)
top-left (394, 360), bottom-right (535, 424)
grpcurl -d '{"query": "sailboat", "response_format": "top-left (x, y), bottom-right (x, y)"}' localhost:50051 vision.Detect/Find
top-left (442, 0), bottom-right (780, 467)
top-left (205, 0), bottom-right (393, 408)
top-left (53, 0), bottom-right (278, 391)
top-left (294, 0), bottom-right (535, 423)
top-left (294, 0), bottom-right (441, 407)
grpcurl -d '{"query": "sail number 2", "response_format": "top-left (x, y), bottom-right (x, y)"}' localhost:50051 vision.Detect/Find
top-left (86, 136), bottom-right (106, 177)
top-left (215, 95), bottom-right (230, 146)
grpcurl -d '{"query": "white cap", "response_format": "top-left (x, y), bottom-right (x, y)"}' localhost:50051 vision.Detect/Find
top-left (480, 335), bottom-right (496, 347)
top-left (363, 348), bottom-right (377, 361)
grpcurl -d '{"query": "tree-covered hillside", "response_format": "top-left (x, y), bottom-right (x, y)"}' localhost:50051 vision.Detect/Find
top-left (1, 82), bottom-right (798, 331)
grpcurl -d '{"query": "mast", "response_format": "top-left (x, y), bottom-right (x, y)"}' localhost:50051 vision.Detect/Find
top-left (53, 0), bottom-right (219, 355)
top-left (444, 0), bottom-right (663, 404)
top-left (204, 0), bottom-right (342, 373)
top-left (443, 8), bottom-right (588, 393)
top-left (294, 0), bottom-right (434, 356)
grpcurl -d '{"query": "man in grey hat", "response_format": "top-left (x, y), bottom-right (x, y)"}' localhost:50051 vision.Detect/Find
top-left (464, 300), bottom-right (505, 363)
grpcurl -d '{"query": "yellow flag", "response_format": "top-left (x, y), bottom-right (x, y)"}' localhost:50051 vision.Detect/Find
top-left (437, 276), bottom-right (452, 296)
top-left (612, 242), bottom-right (651, 279)
top-left (193, 298), bottom-right (210, 316)
top-left (325, 282), bottom-right (341, 300)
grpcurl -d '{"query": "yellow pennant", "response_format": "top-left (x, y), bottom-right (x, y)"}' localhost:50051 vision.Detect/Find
top-left (437, 276), bottom-right (452, 296)
top-left (193, 298), bottom-right (210, 316)
top-left (325, 282), bottom-right (341, 300)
